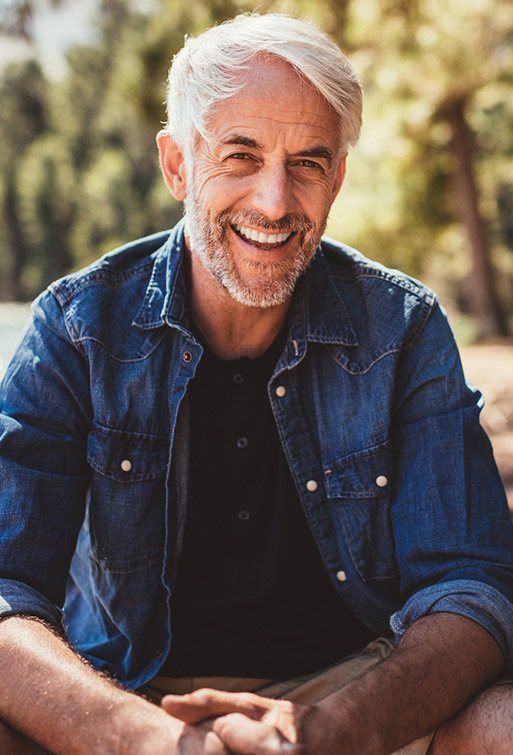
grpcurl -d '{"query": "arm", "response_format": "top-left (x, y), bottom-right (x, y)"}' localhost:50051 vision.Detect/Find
top-left (317, 611), bottom-right (504, 753)
top-left (170, 611), bottom-right (503, 754)
top-left (0, 616), bottom-right (179, 754)
top-left (163, 301), bottom-right (513, 753)
top-left (0, 295), bottom-right (226, 754)
top-left (0, 616), bottom-right (228, 754)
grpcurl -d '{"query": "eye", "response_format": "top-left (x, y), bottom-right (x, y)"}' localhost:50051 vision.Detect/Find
top-left (294, 159), bottom-right (322, 170)
top-left (227, 153), bottom-right (255, 161)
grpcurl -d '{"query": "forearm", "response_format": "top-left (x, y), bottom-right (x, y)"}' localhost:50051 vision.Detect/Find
top-left (320, 612), bottom-right (505, 753)
top-left (0, 616), bottom-right (184, 754)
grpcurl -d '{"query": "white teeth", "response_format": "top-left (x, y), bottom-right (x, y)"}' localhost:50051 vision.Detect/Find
top-left (235, 225), bottom-right (292, 245)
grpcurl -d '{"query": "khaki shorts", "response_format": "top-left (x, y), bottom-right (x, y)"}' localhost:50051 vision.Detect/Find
top-left (139, 638), bottom-right (435, 754)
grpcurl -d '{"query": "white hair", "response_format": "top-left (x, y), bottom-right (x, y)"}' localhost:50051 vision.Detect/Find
top-left (165, 12), bottom-right (362, 158)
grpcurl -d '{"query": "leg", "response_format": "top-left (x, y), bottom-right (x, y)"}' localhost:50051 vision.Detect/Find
top-left (0, 719), bottom-right (47, 754)
top-left (432, 682), bottom-right (513, 755)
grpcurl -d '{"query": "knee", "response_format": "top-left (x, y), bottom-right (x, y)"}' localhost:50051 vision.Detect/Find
top-left (431, 683), bottom-right (513, 755)
top-left (0, 719), bottom-right (46, 754)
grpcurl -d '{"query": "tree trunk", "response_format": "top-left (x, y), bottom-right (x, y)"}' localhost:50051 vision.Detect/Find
top-left (445, 97), bottom-right (508, 337)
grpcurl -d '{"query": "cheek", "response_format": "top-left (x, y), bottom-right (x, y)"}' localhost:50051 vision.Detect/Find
top-left (194, 163), bottom-right (246, 197)
top-left (295, 177), bottom-right (335, 211)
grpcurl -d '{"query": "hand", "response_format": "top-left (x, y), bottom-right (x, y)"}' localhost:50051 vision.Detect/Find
top-left (173, 719), bottom-right (230, 754)
top-left (116, 699), bottom-right (229, 755)
top-left (161, 688), bottom-right (347, 754)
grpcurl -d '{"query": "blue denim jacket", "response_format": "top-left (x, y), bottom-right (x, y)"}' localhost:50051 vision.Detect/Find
top-left (2, 218), bottom-right (513, 689)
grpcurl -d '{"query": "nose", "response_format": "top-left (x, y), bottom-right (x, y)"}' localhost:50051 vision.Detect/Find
top-left (249, 163), bottom-right (293, 223)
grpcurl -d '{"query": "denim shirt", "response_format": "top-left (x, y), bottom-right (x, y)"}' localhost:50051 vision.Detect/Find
top-left (2, 218), bottom-right (513, 690)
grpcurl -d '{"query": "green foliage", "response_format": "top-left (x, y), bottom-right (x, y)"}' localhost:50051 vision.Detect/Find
top-left (0, 0), bottom-right (512, 335)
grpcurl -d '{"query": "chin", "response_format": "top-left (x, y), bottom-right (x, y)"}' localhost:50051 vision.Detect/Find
top-left (223, 278), bottom-right (293, 308)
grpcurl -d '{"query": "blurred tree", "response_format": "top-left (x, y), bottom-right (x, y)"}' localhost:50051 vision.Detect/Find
top-left (0, 59), bottom-right (48, 298)
top-left (0, 0), bottom-right (63, 40)
top-left (325, 0), bottom-right (512, 336)
top-left (16, 133), bottom-right (75, 289)
top-left (0, 0), bottom-right (512, 339)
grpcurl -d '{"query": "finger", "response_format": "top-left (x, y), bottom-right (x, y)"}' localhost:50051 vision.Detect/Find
top-left (161, 689), bottom-right (270, 725)
top-left (213, 713), bottom-right (304, 754)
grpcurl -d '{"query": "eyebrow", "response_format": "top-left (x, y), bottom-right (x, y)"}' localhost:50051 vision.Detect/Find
top-left (220, 134), bottom-right (334, 165)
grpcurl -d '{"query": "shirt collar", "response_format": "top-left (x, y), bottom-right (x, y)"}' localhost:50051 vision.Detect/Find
top-left (132, 218), bottom-right (189, 333)
top-left (132, 218), bottom-right (358, 348)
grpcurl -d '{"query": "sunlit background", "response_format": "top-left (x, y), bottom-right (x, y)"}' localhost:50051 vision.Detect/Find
top-left (0, 0), bottom-right (512, 506)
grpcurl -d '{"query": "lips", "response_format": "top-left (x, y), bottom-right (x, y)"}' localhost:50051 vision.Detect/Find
top-left (231, 224), bottom-right (296, 250)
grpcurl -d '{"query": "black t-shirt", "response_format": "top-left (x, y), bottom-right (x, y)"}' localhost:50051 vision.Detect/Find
top-left (160, 327), bottom-right (375, 678)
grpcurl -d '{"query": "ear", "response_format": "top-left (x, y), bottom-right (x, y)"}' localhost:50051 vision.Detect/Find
top-left (156, 130), bottom-right (188, 201)
top-left (331, 153), bottom-right (347, 202)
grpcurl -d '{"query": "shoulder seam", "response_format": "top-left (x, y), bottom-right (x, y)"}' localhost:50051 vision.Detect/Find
top-left (50, 257), bottom-right (155, 307)
top-left (330, 267), bottom-right (436, 304)
top-left (36, 290), bottom-right (89, 360)
top-left (403, 297), bottom-right (439, 351)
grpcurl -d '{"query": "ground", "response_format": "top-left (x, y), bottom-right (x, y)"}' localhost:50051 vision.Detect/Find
top-left (460, 341), bottom-right (513, 513)
top-left (1, 302), bottom-right (512, 512)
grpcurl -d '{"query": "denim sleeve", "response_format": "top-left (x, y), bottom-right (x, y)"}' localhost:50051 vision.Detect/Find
top-left (389, 301), bottom-right (513, 670)
top-left (0, 289), bottom-right (91, 629)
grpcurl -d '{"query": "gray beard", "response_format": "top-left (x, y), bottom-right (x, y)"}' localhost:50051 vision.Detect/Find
top-left (183, 183), bottom-right (325, 309)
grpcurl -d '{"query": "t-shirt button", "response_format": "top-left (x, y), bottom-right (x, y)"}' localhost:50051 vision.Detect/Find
top-left (236, 437), bottom-right (249, 449)
top-left (238, 510), bottom-right (250, 521)
top-left (336, 570), bottom-right (347, 582)
top-left (233, 373), bottom-right (244, 384)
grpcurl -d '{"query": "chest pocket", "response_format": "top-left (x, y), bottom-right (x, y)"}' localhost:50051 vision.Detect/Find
top-left (325, 441), bottom-right (398, 581)
top-left (86, 425), bottom-right (169, 573)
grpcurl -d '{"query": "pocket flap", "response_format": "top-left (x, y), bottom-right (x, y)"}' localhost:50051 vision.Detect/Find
top-left (325, 441), bottom-right (392, 499)
top-left (87, 425), bottom-right (168, 482)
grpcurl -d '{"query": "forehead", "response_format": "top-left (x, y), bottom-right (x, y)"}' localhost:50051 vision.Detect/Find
top-left (204, 56), bottom-right (340, 149)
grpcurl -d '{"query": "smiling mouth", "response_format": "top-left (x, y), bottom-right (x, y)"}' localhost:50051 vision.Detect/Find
top-left (231, 224), bottom-right (296, 250)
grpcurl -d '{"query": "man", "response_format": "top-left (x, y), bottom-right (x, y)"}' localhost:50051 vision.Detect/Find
top-left (1, 11), bottom-right (513, 754)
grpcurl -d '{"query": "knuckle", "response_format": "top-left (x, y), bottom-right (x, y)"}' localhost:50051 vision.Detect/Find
top-left (239, 692), bottom-right (258, 705)
top-left (193, 688), bottom-right (213, 703)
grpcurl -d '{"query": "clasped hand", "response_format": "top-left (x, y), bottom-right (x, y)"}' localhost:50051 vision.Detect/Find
top-left (161, 687), bottom-right (343, 754)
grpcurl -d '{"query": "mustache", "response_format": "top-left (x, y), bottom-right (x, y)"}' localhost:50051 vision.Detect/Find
top-left (217, 209), bottom-right (313, 234)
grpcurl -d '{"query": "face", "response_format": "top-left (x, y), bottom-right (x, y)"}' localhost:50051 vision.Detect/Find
top-left (161, 57), bottom-right (346, 308)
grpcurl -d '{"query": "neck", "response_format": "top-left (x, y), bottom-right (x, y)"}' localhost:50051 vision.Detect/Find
top-left (186, 242), bottom-right (291, 360)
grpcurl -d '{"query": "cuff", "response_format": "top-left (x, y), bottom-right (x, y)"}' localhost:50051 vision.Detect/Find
top-left (0, 578), bottom-right (63, 630)
top-left (390, 579), bottom-right (513, 672)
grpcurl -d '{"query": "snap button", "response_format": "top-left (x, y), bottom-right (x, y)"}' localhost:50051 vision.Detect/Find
top-left (275, 386), bottom-right (286, 397)
top-left (238, 510), bottom-right (250, 521)
top-left (376, 475), bottom-right (388, 488)
top-left (233, 373), bottom-right (244, 384)
top-left (182, 351), bottom-right (192, 363)
top-left (306, 479), bottom-right (318, 492)
top-left (120, 459), bottom-right (132, 473)
top-left (236, 437), bottom-right (248, 450)
top-left (336, 570), bottom-right (347, 582)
